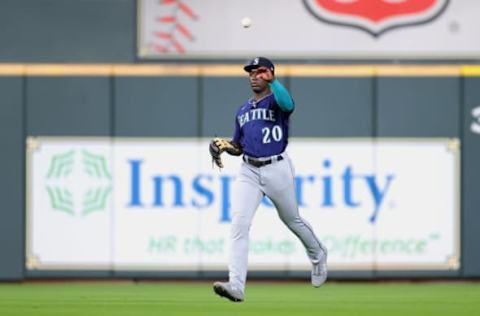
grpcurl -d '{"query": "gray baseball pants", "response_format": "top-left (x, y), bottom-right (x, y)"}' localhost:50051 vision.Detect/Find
top-left (228, 153), bottom-right (326, 293)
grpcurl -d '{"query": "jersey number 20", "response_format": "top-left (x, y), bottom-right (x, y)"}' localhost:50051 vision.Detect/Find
top-left (262, 125), bottom-right (283, 143)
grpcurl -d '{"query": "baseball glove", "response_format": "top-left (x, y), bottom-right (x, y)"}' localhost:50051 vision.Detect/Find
top-left (209, 138), bottom-right (243, 169)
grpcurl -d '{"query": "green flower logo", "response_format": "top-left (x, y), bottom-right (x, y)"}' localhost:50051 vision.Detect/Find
top-left (46, 149), bottom-right (112, 216)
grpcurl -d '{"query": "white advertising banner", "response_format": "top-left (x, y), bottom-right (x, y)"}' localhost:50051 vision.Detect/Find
top-left (138, 0), bottom-right (479, 59)
top-left (27, 138), bottom-right (460, 271)
top-left (26, 139), bottom-right (113, 269)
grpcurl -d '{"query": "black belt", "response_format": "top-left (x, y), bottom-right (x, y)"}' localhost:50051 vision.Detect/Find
top-left (243, 155), bottom-right (283, 168)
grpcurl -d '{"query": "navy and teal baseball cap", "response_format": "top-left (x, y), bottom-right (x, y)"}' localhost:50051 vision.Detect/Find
top-left (244, 57), bottom-right (275, 73)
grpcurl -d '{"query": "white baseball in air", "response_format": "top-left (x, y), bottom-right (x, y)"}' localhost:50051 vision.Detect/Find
top-left (241, 17), bottom-right (252, 28)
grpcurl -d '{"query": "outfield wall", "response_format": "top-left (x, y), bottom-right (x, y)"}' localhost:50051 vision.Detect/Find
top-left (0, 64), bottom-right (479, 280)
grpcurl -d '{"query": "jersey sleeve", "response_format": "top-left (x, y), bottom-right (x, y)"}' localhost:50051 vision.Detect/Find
top-left (270, 79), bottom-right (295, 112)
top-left (232, 114), bottom-right (241, 145)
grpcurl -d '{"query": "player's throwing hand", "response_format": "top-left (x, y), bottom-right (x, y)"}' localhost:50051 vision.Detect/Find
top-left (254, 66), bottom-right (274, 82)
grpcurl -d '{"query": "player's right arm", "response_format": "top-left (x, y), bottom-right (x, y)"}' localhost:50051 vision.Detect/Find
top-left (211, 138), bottom-right (243, 156)
top-left (226, 141), bottom-right (243, 156)
top-left (228, 113), bottom-right (243, 156)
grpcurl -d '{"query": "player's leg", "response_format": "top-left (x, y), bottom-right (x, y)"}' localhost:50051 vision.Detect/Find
top-left (262, 156), bottom-right (328, 286)
top-left (216, 163), bottom-right (263, 300)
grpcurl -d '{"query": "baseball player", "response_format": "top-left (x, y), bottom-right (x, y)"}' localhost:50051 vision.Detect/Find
top-left (209, 57), bottom-right (328, 302)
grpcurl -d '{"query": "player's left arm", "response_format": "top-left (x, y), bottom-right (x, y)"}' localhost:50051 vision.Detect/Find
top-left (256, 66), bottom-right (294, 112)
top-left (270, 80), bottom-right (294, 112)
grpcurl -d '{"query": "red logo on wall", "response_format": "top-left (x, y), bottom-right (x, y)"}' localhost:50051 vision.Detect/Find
top-left (303, 0), bottom-right (450, 37)
top-left (152, 0), bottom-right (199, 54)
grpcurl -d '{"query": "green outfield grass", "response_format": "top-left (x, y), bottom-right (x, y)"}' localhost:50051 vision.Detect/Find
top-left (0, 281), bottom-right (479, 316)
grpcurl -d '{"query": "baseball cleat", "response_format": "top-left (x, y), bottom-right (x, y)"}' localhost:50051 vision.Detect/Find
top-left (311, 255), bottom-right (328, 288)
top-left (213, 281), bottom-right (244, 302)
